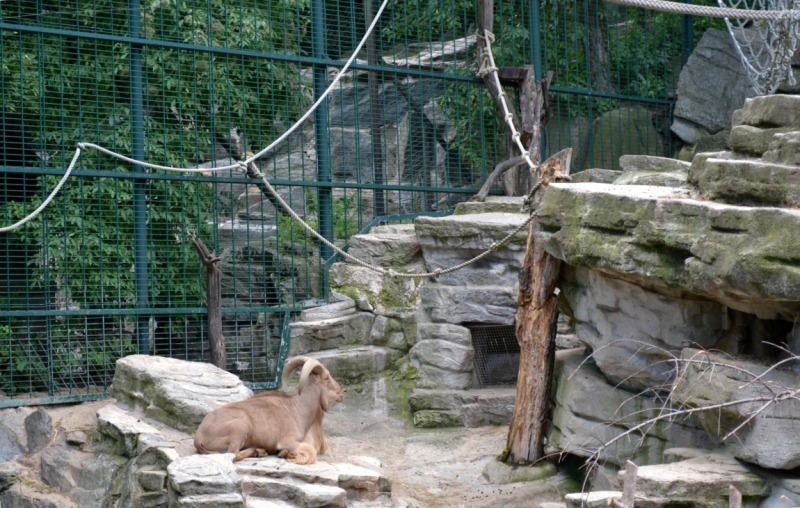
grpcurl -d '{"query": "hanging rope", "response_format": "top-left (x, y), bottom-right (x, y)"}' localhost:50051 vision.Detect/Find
top-left (604, 0), bottom-right (800, 19)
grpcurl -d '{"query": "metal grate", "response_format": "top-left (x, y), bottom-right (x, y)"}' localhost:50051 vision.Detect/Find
top-left (467, 324), bottom-right (520, 387)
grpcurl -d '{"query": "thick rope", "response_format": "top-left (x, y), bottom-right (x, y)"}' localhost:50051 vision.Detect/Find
top-left (604, 0), bottom-right (800, 19)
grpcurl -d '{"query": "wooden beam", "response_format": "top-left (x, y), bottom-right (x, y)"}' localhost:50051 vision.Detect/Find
top-left (502, 148), bottom-right (572, 464)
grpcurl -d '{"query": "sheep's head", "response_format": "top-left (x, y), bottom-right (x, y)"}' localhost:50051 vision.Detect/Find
top-left (282, 356), bottom-right (345, 410)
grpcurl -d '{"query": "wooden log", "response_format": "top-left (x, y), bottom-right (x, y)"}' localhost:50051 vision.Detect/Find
top-left (191, 237), bottom-right (227, 370)
top-left (502, 148), bottom-right (572, 464)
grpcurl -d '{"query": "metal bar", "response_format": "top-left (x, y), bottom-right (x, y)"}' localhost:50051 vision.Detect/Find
top-left (549, 85), bottom-right (675, 104)
top-left (366, 0), bottom-right (386, 217)
top-left (0, 166), bottom-right (489, 192)
top-left (312, 0), bottom-right (333, 288)
top-left (0, 22), bottom-right (482, 83)
top-left (129, 0), bottom-right (149, 356)
top-left (0, 392), bottom-right (111, 409)
top-left (530, 0), bottom-right (543, 80)
top-left (681, 0), bottom-right (694, 66)
top-left (0, 306), bottom-right (301, 318)
top-left (246, 311), bottom-right (293, 390)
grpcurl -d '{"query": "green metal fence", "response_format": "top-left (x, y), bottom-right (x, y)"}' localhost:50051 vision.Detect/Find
top-left (0, 0), bottom-right (719, 407)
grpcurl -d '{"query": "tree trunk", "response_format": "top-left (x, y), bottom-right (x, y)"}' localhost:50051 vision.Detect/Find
top-left (191, 237), bottom-right (227, 370)
top-left (503, 148), bottom-right (572, 464)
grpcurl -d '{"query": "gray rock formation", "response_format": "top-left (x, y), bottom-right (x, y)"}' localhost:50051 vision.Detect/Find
top-left (24, 409), bottom-right (52, 454)
top-left (671, 28), bottom-right (756, 144)
top-left (589, 106), bottom-right (662, 171)
top-left (546, 349), bottom-right (713, 467)
top-left (673, 349), bottom-right (800, 470)
top-left (560, 267), bottom-right (727, 390)
top-left (409, 387), bottom-right (516, 428)
top-left (111, 355), bottom-right (253, 433)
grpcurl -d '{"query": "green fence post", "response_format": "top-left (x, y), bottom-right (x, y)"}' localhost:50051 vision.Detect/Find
top-left (312, 0), bottom-right (333, 297)
top-left (530, 0), bottom-right (543, 80)
top-left (681, 0), bottom-right (694, 66)
top-left (129, 0), bottom-right (150, 355)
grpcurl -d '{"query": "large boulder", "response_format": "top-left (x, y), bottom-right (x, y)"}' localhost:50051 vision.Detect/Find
top-left (110, 355), bottom-right (253, 433)
top-left (672, 348), bottom-right (800, 470)
top-left (560, 267), bottom-right (727, 390)
top-left (288, 311), bottom-right (375, 355)
top-left (589, 106), bottom-right (662, 171)
top-left (546, 349), bottom-right (713, 467)
top-left (671, 28), bottom-right (756, 144)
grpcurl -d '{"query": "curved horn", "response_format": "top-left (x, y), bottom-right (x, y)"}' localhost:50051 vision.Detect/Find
top-left (297, 358), bottom-right (325, 395)
top-left (281, 356), bottom-right (310, 389)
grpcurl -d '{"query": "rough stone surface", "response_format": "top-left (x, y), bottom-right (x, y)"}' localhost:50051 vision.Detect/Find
top-left (628, 454), bottom-right (769, 508)
top-left (175, 493), bottom-right (245, 507)
top-left (729, 125), bottom-right (794, 156)
top-left (0, 489), bottom-right (76, 508)
top-left (345, 232), bottom-right (422, 269)
top-left (414, 212), bottom-right (529, 287)
top-left (40, 444), bottom-right (126, 508)
top-left (409, 388), bottom-right (516, 427)
top-left (420, 284), bottom-right (518, 326)
top-left (537, 182), bottom-right (800, 315)
top-left (304, 346), bottom-right (390, 385)
top-left (482, 460), bottom-right (557, 485)
top-left (672, 28), bottom-right (756, 142)
top-left (546, 349), bottom-right (713, 467)
top-left (560, 267), bottom-right (727, 390)
top-left (763, 130), bottom-right (800, 166)
top-left (732, 94), bottom-right (800, 129)
top-left (672, 348), bottom-right (800, 470)
top-left (94, 404), bottom-right (162, 457)
top-left (613, 169), bottom-right (687, 188)
top-left (454, 196), bottom-right (526, 215)
top-left (289, 312), bottom-right (375, 355)
top-left (0, 461), bottom-right (21, 492)
top-left (410, 340), bottom-right (474, 373)
top-left (25, 409), bottom-right (52, 454)
top-left (570, 168), bottom-right (622, 184)
top-left (244, 477), bottom-right (347, 507)
top-left (168, 454), bottom-right (242, 497)
top-left (329, 263), bottom-right (421, 317)
top-left (111, 355), bottom-right (253, 433)
top-left (417, 323), bottom-right (472, 347)
top-left (565, 491), bottom-right (622, 508)
top-left (299, 298), bottom-right (356, 322)
top-left (590, 106), bottom-right (662, 171)
top-left (619, 155), bottom-right (690, 174)
top-left (689, 156), bottom-right (800, 207)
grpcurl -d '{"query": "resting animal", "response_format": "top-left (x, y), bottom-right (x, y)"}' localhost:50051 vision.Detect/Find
top-left (194, 356), bottom-right (345, 464)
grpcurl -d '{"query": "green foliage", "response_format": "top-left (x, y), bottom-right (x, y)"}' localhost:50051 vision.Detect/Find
top-left (277, 189), bottom-right (360, 247)
top-left (0, 0), bottom-right (312, 392)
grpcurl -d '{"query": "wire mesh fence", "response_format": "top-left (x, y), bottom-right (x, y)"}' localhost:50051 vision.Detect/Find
top-left (0, 0), bottom-right (721, 406)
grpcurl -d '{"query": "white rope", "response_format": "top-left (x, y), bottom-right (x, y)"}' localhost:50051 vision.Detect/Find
top-left (0, 148), bottom-right (82, 233)
top-left (477, 30), bottom-right (537, 172)
top-left (604, 0), bottom-right (800, 19)
top-left (0, 0), bottom-right (533, 281)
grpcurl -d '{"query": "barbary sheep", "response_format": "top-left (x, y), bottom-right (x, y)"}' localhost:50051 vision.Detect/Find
top-left (194, 356), bottom-right (345, 464)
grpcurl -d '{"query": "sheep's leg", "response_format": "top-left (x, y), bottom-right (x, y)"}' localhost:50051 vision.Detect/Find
top-left (233, 448), bottom-right (259, 462)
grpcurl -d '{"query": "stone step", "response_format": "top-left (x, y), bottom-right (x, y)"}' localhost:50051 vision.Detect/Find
top-left (733, 94), bottom-right (800, 130)
top-left (300, 299), bottom-right (356, 322)
top-left (419, 283), bottom-right (517, 326)
top-left (303, 346), bottom-right (391, 385)
top-left (454, 196), bottom-right (526, 215)
top-left (94, 403), bottom-right (163, 457)
top-left (176, 493), bottom-right (246, 508)
top-left (345, 230), bottom-right (422, 268)
top-left (246, 498), bottom-right (298, 508)
top-left (688, 156), bottom-right (800, 207)
top-left (238, 457), bottom-right (392, 503)
top-left (618, 155), bottom-right (690, 174)
top-left (409, 388), bottom-right (516, 428)
top-left (288, 312), bottom-right (375, 356)
top-left (243, 477), bottom-right (347, 508)
top-left (370, 224), bottom-right (416, 235)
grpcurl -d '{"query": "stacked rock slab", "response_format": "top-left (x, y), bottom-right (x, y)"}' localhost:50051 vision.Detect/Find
top-left (536, 94), bottom-right (800, 488)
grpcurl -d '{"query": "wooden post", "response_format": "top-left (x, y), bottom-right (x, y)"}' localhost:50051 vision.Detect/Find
top-left (191, 237), bottom-right (227, 370)
top-left (502, 148), bottom-right (572, 464)
top-left (610, 461), bottom-right (639, 508)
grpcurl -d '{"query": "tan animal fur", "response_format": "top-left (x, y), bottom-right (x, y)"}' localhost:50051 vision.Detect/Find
top-left (194, 356), bottom-right (345, 464)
